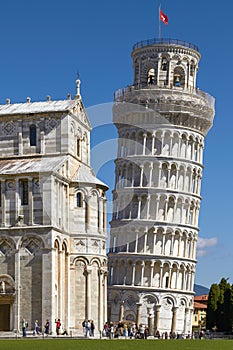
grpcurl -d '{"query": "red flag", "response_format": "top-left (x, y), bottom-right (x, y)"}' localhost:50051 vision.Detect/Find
top-left (160, 9), bottom-right (168, 25)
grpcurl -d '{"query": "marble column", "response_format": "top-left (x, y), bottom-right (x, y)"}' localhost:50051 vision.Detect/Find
top-left (119, 301), bottom-right (124, 321)
top-left (28, 177), bottom-right (33, 225)
top-left (171, 307), bottom-right (178, 333)
top-left (103, 199), bottom-right (107, 232)
top-left (104, 272), bottom-right (108, 323)
top-left (15, 179), bottom-right (19, 224)
top-left (98, 270), bottom-right (104, 331)
top-left (154, 305), bottom-right (161, 331)
top-left (86, 267), bottom-right (92, 320)
top-left (1, 180), bottom-right (6, 227)
top-left (59, 250), bottom-right (63, 319)
top-left (40, 130), bottom-right (45, 154)
top-left (136, 302), bottom-right (142, 327)
top-left (147, 307), bottom-right (153, 336)
top-left (85, 196), bottom-right (91, 232)
top-left (183, 307), bottom-right (190, 335)
top-left (14, 249), bottom-right (21, 331)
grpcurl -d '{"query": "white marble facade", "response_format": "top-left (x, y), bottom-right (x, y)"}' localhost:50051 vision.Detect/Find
top-left (108, 39), bottom-right (215, 336)
top-left (0, 82), bottom-right (108, 334)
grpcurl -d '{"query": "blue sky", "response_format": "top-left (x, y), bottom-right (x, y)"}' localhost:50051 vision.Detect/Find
top-left (0, 0), bottom-right (232, 288)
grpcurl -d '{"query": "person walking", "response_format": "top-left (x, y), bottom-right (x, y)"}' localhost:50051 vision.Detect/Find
top-left (90, 320), bottom-right (95, 337)
top-left (85, 320), bottom-right (91, 337)
top-left (44, 319), bottom-right (50, 336)
top-left (33, 320), bottom-right (40, 335)
top-left (21, 319), bottom-right (27, 337)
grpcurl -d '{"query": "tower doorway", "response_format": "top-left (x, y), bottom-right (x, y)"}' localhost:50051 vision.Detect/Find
top-left (0, 304), bottom-right (10, 331)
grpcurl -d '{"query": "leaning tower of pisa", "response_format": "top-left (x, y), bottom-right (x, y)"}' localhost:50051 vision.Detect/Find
top-left (108, 38), bottom-right (215, 336)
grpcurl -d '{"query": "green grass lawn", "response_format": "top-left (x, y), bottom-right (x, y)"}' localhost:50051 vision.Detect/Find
top-left (0, 339), bottom-right (233, 350)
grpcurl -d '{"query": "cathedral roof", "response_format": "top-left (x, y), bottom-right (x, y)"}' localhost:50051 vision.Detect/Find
top-left (0, 99), bottom-right (77, 115)
top-left (72, 164), bottom-right (108, 189)
top-left (0, 156), bottom-right (67, 174)
top-left (0, 157), bottom-right (109, 190)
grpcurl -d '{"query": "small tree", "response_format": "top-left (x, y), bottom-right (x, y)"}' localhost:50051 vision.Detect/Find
top-left (217, 278), bottom-right (231, 331)
top-left (207, 278), bottom-right (233, 332)
top-left (206, 283), bottom-right (219, 330)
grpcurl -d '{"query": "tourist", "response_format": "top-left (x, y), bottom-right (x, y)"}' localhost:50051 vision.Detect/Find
top-left (109, 323), bottom-right (115, 339)
top-left (44, 319), bottom-right (50, 336)
top-left (33, 320), bottom-right (40, 335)
top-left (55, 318), bottom-right (61, 335)
top-left (85, 320), bottom-right (91, 337)
top-left (21, 318), bottom-right (27, 337)
top-left (90, 320), bottom-right (95, 336)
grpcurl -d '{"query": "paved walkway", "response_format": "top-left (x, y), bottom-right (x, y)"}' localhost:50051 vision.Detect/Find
top-left (0, 331), bottom-right (90, 339)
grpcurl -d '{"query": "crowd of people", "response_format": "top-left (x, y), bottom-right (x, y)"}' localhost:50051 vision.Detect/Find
top-left (82, 320), bottom-right (95, 337)
top-left (21, 318), bottom-right (53, 337)
top-left (21, 317), bottom-right (197, 339)
top-left (101, 321), bottom-right (150, 339)
top-left (99, 321), bottom-right (194, 340)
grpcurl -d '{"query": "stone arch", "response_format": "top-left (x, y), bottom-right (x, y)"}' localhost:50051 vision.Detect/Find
top-left (177, 164), bottom-right (184, 191)
top-left (135, 130), bottom-right (144, 155)
top-left (133, 162), bottom-right (141, 187)
top-left (167, 196), bottom-right (175, 222)
top-left (170, 263), bottom-right (178, 289)
top-left (173, 230), bottom-right (181, 256)
top-left (90, 257), bottom-right (101, 268)
top-left (173, 65), bottom-right (185, 87)
top-left (143, 260), bottom-right (151, 287)
top-left (54, 238), bottom-right (61, 251)
top-left (118, 259), bottom-right (125, 285)
top-left (145, 227), bottom-right (154, 254)
top-left (164, 228), bottom-right (172, 255)
top-left (142, 161), bottom-right (151, 187)
top-left (174, 197), bottom-right (182, 223)
top-left (162, 131), bottom-right (171, 156)
top-left (190, 59), bottom-right (196, 77)
top-left (125, 259), bottom-right (133, 285)
top-left (62, 239), bottom-right (69, 254)
top-left (178, 264), bottom-right (185, 289)
top-left (124, 310), bottom-right (136, 322)
top-left (142, 293), bottom-right (159, 306)
top-left (162, 262), bottom-right (170, 288)
top-left (124, 291), bottom-right (139, 308)
top-left (140, 193), bottom-right (148, 219)
top-left (0, 274), bottom-right (15, 294)
top-left (169, 163), bottom-right (177, 189)
top-left (129, 131), bottom-right (136, 155)
top-left (152, 261), bottom-right (161, 287)
top-left (154, 227), bottom-right (163, 254)
top-left (161, 54), bottom-right (169, 72)
top-left (161, 163), bottom-right (168, 187)
top-left (161, 295), bottom-right (175, 310)
top-left (0, 237), bottom-right (16, 254)
top-left (20, 235), bottom-right (44, 254)
top-left (180, 133), bottom-right (188, 158)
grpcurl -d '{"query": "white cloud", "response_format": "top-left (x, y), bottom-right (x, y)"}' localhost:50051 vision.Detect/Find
top-left (196, 237), bottom-right (218, 258)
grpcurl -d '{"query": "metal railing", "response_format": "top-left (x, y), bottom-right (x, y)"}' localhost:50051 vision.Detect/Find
top-left (133, 38), bottom-right (199, 52)
top-left (114, 83), bottom-right (215, 110)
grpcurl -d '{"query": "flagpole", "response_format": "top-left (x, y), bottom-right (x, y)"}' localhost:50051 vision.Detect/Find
top-left (158, 3), bottom-right (161, 40)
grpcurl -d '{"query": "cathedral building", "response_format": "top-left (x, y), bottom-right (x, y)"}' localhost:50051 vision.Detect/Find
top-left (0, 81), bottom-right (108, 334)
top-left (108, 38), bottom-right (215, 335)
